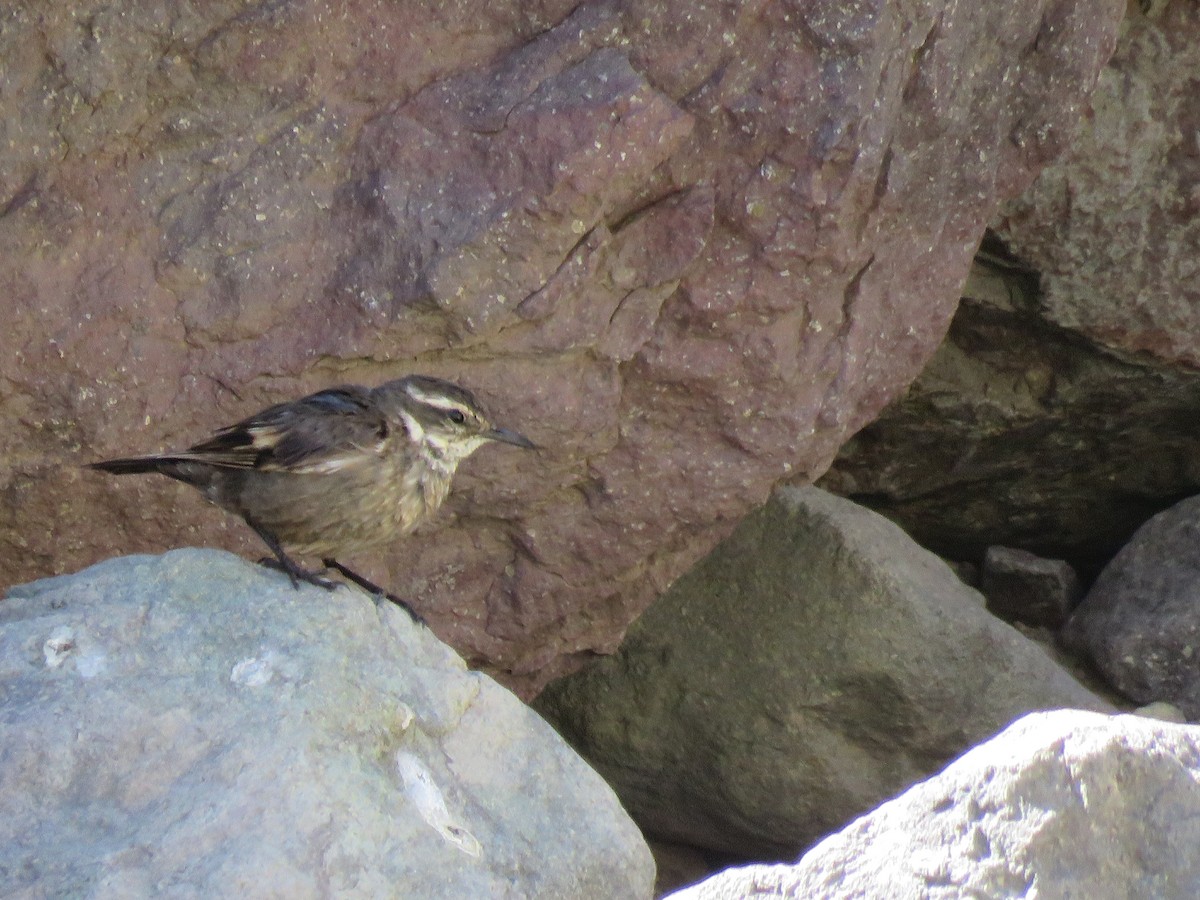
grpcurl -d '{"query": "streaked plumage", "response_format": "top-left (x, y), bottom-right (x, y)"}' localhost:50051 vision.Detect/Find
top-left (87, 375), bottom-right (534, 603)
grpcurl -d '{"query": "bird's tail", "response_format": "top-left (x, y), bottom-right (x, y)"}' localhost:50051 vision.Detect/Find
top-left (86, 456), bottom-right (170, 475)
top-left (86, 455), bottom-right (220, 492)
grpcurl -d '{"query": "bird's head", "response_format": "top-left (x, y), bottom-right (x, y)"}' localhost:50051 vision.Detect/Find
top-left (376, 375), bottom-right (536, 468)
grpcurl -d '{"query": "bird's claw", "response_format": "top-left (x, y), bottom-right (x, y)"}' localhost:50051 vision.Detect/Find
top-left (256, 556), bottom-right (340, 592)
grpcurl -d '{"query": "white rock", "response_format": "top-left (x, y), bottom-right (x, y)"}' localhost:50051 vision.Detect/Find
top-left (670, 710), bottom-right (1200, 899)
top-left (0, 549), bottom-right (653, 898)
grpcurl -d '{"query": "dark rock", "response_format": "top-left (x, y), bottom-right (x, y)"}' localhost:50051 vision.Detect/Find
top-left (821, 4), bottom-right (1200, 581)
top-left (1064, 494), bottom-right (1200, 718)
top-left (819, 263), bottom-right (1200, 578)
top-left (537, 487), bottom-right (1109, 860)
top-left (0, 550), bottom-right (654, 898)
top-left (979, 545), bottom-right (1081, 627)
top-left (666, 710), bottom-right (1200, 899)
top-left (649, 840), bottom-right (717, 898)
top-left (946, 559), bottom-right (981, 589)
top-left (1, 0), bottom-right (1124, 695)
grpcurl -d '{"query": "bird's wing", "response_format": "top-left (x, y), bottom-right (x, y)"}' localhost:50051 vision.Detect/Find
top-left (177, 385), bottom-right (390, 473)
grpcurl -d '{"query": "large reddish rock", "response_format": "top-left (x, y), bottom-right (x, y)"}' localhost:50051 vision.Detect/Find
top-left (1, 0), bottom-right (1122, 695)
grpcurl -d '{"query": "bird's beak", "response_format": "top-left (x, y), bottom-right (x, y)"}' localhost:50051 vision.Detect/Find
top-left (486, 427), bottom-right (538, 450)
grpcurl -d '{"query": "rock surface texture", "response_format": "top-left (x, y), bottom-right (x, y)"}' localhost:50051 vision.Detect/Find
top-left (667, 710), bottom-right (1200, 900)
top-left (1, 0), bottom-right (1123, 693)
top-left (0, 550), bottom-right (654, 898)
top-left (997, 2), bottom-right (1200, 366)
top-left (537, 487), bottom-right (1109, 860)
top-left (1064, 494), bottom-right (1200, 719)
top-left (822, 3), bottom-right (1200, 578)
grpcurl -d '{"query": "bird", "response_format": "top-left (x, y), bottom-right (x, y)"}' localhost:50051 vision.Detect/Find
top-left (86, 375), bottom-right (536, 616)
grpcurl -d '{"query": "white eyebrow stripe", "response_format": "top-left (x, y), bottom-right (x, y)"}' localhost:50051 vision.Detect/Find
top-left (404, 386), bottom-right (475, 417)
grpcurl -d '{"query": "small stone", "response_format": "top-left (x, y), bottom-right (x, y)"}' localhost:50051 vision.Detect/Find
top-left (979, 545), bottom-right (1081, 628)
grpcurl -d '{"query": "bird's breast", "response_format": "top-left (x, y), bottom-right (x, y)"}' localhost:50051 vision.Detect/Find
top-left (366, 450), bottom-right (453, 539)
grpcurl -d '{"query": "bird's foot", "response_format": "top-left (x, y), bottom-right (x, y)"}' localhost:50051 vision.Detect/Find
top-left (247, 521), bottom-right (341, 592)
top-left (256, 556), bottom-right (340, 592)
top-left (323, 558), bottom-right (426, 626)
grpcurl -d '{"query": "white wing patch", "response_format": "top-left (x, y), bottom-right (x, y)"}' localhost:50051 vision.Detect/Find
top-left (288, 453), bottom-right (371, 474)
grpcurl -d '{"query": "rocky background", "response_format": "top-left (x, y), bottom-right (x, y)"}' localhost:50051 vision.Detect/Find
top-left (821, 0), bottom-right (1200, 580)
top-left (2, 0), bottom-right (1121, 697)
top-left (10, 0), bottom-right (1200, 896)
top-left (541, 0), bottom-right (1200, 893)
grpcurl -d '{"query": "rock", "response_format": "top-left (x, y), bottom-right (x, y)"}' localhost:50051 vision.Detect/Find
top-left (0, 550), bottom-right (654, 899)
top-left (1063, 494), bottom-right (1200, 718)
top-left (666, 710), bottom-right (1200, 900)
top-left (996, 2), bottom-right (1200, 367)
top-left (978, 545), bottom-right (1081, 627)
top-left (649, 840), bottom-right (717, 898)
top-left (945, 559), bottom-right (981, 589)
top-left (821, 4), bottom-right (1200, 580)
top-left (1134, 701), bottom-right (1188, 724)
top-left (536, 487), bottom-right (1109, 860)
top-left (0, 0), bottom-right (1124, 695)
top-left (819, 253), bottom-right (1200, 578)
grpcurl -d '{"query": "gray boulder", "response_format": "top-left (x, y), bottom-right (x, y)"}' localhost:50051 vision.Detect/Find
top-left (1064, 494), bottom-right (1200, 718)
top-left (0, 550), bottom-right (653, 899)
top-left (537, 487), bottom-right (1109, 859)
top-left (668, 710), bottom-right (1200, 899)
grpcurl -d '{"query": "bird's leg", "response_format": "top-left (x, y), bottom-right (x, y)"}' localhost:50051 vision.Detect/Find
top-left (246, 521), bottom-right (339, 591)
top-left (322, 558), bottom-right (425, 625)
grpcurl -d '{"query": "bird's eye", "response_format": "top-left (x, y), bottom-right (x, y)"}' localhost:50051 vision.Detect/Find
top-left (447, 409), bottom-right (467, 425)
